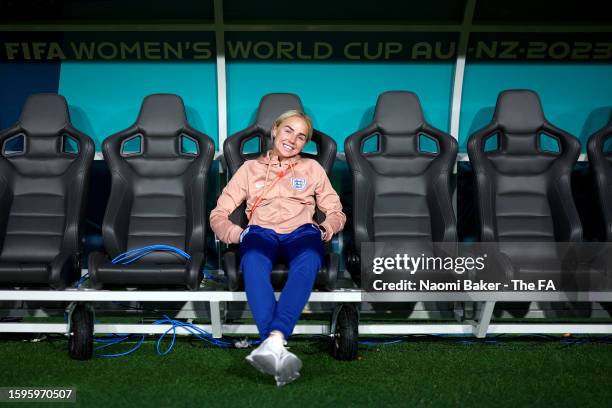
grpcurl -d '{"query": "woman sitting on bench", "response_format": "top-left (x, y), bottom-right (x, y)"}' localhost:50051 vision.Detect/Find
top-left (210, 110), bottom-right (346, 386)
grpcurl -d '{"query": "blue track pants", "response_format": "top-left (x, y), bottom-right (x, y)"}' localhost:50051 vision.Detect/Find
top-left (240, 224), bottom-right (325, 340)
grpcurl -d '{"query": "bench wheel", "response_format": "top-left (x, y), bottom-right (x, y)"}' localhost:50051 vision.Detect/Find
top-left (68, 304), bottom-right (93, 360)
top-left (330, 304), bottom-right (358, 361)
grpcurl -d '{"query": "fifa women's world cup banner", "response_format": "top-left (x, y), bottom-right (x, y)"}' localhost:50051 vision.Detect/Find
top-left (360, 242), bottom-right (612, 293)
top-left (1, 31), bottom-right (612, 62)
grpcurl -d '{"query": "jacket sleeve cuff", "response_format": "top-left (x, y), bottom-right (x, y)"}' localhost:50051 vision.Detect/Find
top-left (228, 225), bottom-right (244, 244)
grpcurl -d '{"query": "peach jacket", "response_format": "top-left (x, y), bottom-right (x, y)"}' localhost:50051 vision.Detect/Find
top-left (210, 151), bottom-right (346, 244)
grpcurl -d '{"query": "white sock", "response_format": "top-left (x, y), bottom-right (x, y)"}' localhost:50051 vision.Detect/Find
top-left (269, 330), bottom-right (284, 339)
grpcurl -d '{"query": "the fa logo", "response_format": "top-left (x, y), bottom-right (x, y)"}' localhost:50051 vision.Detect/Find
top-left (291, 178), bottom-right (306, 191)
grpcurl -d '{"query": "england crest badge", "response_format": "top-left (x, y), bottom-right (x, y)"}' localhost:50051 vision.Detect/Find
top-left (291, 178), bottom-right (307, 191)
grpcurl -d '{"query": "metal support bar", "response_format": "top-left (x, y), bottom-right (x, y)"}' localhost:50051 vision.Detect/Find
top-left (1, 290), bottom-right (610, 303)
top-left (453, 301), bottom-right (464, 323)
top-left (449, 0), bottom-right (477, 139)
top-left (449, 0), bottom-right (477, 213)
top-left (0, 323), bottom-right (68, 333)
top-left (209, 301), bottom-right (222, 338)
top-left (486, 324), bottom-right (612, 334)
top-left (1, 291), bottom-right (611, 339)
top-left (213, 0), bottom-right (228, 154)
top-left (472, 300), bottom-right (496, 338)
top-left (1, 321), bottom-right (612, 336)
top-left (358, 324), bottom-right (475, 335)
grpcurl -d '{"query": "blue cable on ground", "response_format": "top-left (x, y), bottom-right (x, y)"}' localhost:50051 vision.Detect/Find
top-left (92, 315), bottom-right (255, 357)
top-left (94, 335), bottom-right (130, 343)
top-left (95, 335), bottom-right (146, 357)
top-left (153, 315), bottom-right (235, 355)
top-left (82, 245), bottom-right (253, 356)
top-left (359, 339), bottom-right (404, 346)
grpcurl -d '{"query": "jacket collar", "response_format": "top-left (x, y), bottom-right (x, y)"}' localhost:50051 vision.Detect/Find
top-left (257, 150), bottom-right (301, 166)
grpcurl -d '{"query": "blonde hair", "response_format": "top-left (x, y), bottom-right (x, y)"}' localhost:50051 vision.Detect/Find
top-left (272, 110), bottom-right (313, 142)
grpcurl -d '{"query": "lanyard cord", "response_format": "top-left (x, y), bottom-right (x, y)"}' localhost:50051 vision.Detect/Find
top-left (249, 163), bottom-right (295, 220)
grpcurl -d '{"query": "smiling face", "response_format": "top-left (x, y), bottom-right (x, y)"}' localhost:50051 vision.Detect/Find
top-left (271, 115), bottom-right (310, 161)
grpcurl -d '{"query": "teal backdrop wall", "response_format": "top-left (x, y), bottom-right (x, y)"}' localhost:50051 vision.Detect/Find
top-left (459, 62), bottom-right (612, 152)
top-left (58, 61), bottom-right (219, 150)
top-left (5, 61), bottom-right (612, 153)
top-left (227, 62), bottom-right (454, 148)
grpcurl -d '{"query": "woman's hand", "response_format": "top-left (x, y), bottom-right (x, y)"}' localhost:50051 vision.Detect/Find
top-left (318, 224), bottom-right (332, 242)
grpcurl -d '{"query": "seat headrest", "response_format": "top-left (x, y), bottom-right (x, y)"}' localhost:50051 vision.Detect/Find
top-left (374, 91), bottom-right (424, 135)
top-left (136, 94), bottom-right (187, 136)
top-left (254, 93), bottom-right (304, 131)
top-left (494, 90), bottom-right (545, 134)
top-left (19, 94), bottom-right (70, 136)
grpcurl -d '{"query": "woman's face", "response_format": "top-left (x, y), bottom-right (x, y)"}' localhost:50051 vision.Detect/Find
top-left (271, 116), bottom-right (309, 160)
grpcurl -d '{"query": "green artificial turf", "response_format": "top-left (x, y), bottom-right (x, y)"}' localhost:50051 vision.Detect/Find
top-left (0, 336), bottom-right (611, 407)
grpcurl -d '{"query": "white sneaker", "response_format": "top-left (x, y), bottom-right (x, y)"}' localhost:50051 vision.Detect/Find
top-left (275, 348), bottom-right (302, 387)
top-left (245, 335), bottom-right (302, 387)
top-left (245, 335), bottom-right (284, 377)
